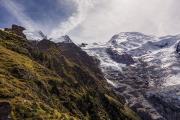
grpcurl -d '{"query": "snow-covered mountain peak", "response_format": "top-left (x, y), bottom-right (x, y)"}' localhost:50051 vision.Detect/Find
top-left (52, 35), bottom-right (73, 43)
top-left (23, 30), bottom-right (73, 43)
top-left (23, 30), bottom-right (46, 41)
top-left (107, 32), bottom-right (158, 53)
top-left (84, 32), bottom-right (180, 87)
top-left (109, 32), bottom-right (156, 46)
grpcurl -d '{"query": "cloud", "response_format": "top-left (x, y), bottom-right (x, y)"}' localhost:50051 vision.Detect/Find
top-left (49, 0), bottom-right (96, 38)
top-left (1, 0), bottom-right (95, 39)
top-left (1, 0), bottom-right (180, 43)
top-left (1, 0), bottom-right (38, 30)
top-left (69, 0), bottom-right (180, 43)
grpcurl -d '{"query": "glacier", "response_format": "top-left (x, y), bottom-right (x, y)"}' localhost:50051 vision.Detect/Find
top-left (83, 32), bottom-right (180, 120)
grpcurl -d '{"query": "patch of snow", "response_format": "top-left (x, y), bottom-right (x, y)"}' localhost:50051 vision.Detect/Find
top-left (53, 35), bottom-right (73, 43)
top-left (23, 30), bottom-right (73, 44)
top-left (106, 79), bottom-right (118, 88)
top-left (164, 74), bottom-right (180, 86)
top-left (85, 46), bottom-right (126, 73)
top-left (23, 30), bottom-right (44, 41)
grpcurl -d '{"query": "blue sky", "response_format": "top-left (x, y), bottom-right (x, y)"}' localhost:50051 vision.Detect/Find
top-left (0, 0), bottom-right (77, 33)
top-left (0, 3), bottom-right (19, 28)
top-left (1, 0), bottom-right (180, 43)
top-left (15, 0), bottom-right (76, 28)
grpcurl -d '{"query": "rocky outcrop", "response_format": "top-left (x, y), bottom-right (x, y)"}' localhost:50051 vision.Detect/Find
top-left (176, 41), bottom-right (180, 54)
top-left (4, 24), bottom-right (26, 38)
top-left (110, 61), bottom-right (165, 120)
top-left (0, 102), bottom-right (11, 120)
top-left (106, 48), bottom-right (135, 65)
top-left (146, 85), bottom-right (180, 120)
top-left (79, 43), bottom-right (88, 47)
top-left (60, 35), bottom-right (73, 43)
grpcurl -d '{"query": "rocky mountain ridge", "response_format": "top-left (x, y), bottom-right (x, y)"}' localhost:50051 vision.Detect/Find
top-left (0, 25), bottom-right (141, 120)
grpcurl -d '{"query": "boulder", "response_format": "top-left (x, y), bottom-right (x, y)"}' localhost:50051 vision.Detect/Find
top-left (79, 43), bottom-right (88, 47)
top-left (106, 48), bottom-right (135, 65)
top-left (4, 24), bottom-right (26, 38)
top-left (0, 102), bottom-right (11, 120)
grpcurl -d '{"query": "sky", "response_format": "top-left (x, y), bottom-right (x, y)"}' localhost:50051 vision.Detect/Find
top-left (0, 0), bottom-right (180, 43)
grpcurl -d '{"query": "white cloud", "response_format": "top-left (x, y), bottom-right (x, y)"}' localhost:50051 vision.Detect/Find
top-left (69, 0), bottom-right (180, 43)
top-left (2, 0), bottom-right (180, 43)
top-left (49, 0), bottom-right (96, 38)
top-left (1, 0), bottom-right (38, 30)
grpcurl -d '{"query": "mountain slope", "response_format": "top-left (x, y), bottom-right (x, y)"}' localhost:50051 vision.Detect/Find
top-left (84, 32), bottom-right (180, 120)
top-left (0, 26), bottom-right (140, 120)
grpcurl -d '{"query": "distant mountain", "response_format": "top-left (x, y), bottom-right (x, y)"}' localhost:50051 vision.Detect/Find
top-left (23, 30), bottom-right (73, 43)
top-left (84, 32), bottom-right (180, 120)
top-left (0, 25), bottom-right (140, 120)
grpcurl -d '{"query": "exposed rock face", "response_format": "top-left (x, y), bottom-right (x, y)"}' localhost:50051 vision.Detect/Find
top-left (60, 35), bottom-right (73, 43)
top-left (4, 24), bottom-right (26, 38)
top-left (37, 39), bottom-right (57, 51)
top-left (146, 85), bottom-right (180, 120)
top-left (38, 31), bottom-right (48, 40)
top-left (52, 35), bottom-right (73, 43)
top-left (176, 41), bottom-right (180, 53)
top-left (110, 61), bottom-right (165, 120)
top-left (79, 43), bottom-right (88, 47)
top-left (106, 48), bottom-right (135, 65)
top-left (0, 102), bottom-right (11, 120)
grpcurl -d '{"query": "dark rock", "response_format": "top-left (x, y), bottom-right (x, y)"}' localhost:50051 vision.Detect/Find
top-left (93, 42), bottom-right (98, 45)
top-left (10, 66), bottom-right (36, 80)
top-left (37, 39), bottom-right (57, 51)
top-left (0, 102), bottom-right (11, 120)
top-left (109, 34), bottom-right (119, 46)
top-left (39, 31), bottom-right (48, 40)
top-left (132, 103), bottom-right (144, 109)
top-left (106, 48), bottom-right (135, 65)
top-left (146, 85), bottom-right (180, 120)
top-left (176, 41), bottom-right (180, 54)
top-left (61, 35), bottom-right (72, 43)
top-left (79, 43), bottom-right (88, 47)
top-left (4, 24), bottom-right (26, 38)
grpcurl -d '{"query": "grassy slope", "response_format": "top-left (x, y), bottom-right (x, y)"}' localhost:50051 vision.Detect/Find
top-left (0, 30), bottom-right (141, 120)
